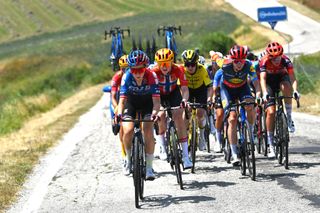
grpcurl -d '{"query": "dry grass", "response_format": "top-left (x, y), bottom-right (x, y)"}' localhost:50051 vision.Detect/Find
top-left (279, 0), bottom-right (320, 22)
top-left (0, 83), bottom-right (104, 212)
top-left (295, 93), bottom-right (320, 115)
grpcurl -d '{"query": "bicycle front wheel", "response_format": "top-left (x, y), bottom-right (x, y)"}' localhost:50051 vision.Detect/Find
top-left (281, 113), bottom-right (289, 169)
top-left (245, 122), bottom-right (256, 181)
top-left (133, 135), bottom-right (141, 208)
top-left (170, 125), bottom-right (183, 189)
top-left (190, 118), bottom-right (197, 173)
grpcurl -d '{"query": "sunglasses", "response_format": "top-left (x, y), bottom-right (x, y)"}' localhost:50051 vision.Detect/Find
top-left (131, 67), bottom-right (146, 74)
top-left (185, 62), bottom-right (196, 67)
top-left (158, 61), bottom-right (172, 68)
top-left (233, 59), bottom-right (246, 64)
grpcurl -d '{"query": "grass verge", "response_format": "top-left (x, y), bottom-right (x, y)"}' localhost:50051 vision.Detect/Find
top-left (0, 84), bottom-right (104, 212)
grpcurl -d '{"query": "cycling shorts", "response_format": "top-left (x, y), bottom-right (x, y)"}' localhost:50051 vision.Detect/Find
top-left (221, 83), bottom-right (253, 111)
top-left (160, 87), bottom-right (182, 107)
top-left (189, 84), bottom-right (207, 105)
top-left (265, 74), bottom-right (291, 108)
top-left (123, 94), bottom-right (153, 119)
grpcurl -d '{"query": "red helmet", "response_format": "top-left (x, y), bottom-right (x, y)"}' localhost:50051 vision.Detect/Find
top-left (266, 42), bottom-right (283, 57)
top-left (229, 45), bottom-right (247, 59)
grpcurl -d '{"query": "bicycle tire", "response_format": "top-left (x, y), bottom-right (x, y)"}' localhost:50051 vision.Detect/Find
top-left (138, 34), bottom-right (143, 51)
top-left (281, 113), bottom-right (289, 169)
top-left (245, 122), bottom-right (256, 181)
top-left (191, 118), bottom-right (197, 173)
top-left (133, 135), bottom-right (140, 208)
top-left (132, 36), bottom-right (137, 51)
top-left (205, 117), bottom-right (210, 153)
top-left (255, 107), bottom-right (262, 154)
top-left (275, 113), bottom-right (283, 164)
top-left (261, 109), bottom-right (268, 156)
top-left (170, 125), bottom-right (183, 189)
top-left (138, 134), bottom-right (145, 200)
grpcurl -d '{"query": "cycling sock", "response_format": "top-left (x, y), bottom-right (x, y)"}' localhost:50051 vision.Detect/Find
top-left (180, 137), bottom-right (189, 158)
top-left (267, 131), bottom-right (274, 145)
top-left (146, 153), bottom-right (154, 169)
top-left (216, 130), bottom-right (223, 144)
top-left (199, 127), bottom-right (205, 139)
top-left (285, 103), bottom-right (292, 122)
top-left (126, 148), bottom-right (132, 164)
top-left (155, 133), bottom-right (166, 148)
top-left (230, 144), bottom-right (238, 156)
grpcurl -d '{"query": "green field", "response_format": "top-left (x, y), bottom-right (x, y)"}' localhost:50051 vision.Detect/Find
top-left (0, 6), bottom-right (270, 135)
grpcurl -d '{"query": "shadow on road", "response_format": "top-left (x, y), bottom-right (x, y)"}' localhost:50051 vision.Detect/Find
top-left (183, 180), bottom-right (236, 190)
top-left (289, 161), bottom-right (320, 170)
top-left (256, 172), bottom-right (305, 182)
top-left (141, 194), bottom-right (215, 209)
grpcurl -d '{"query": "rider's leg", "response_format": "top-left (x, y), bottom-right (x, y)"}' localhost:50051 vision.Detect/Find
top-left (122, 121), bottom-right (134, 174)
top-left (244, 98), bottom-right (256, 140)
top-left (215, 107), bottom-right (224, 144)
top-left (143, 121), bottom-right (156, 179)
top-left (119, 127), bottom-right (126, 158)
top-left (154, 111), bottom-right (167, 159)
top-left (228, 111), bottom-right (238, 157)
top-left (281, 80), bottom-right (294, 132)
top-left (197, 108), bottom-right (207, 150)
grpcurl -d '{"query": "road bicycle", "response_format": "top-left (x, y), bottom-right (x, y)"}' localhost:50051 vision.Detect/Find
top-left (188, 102), bottom-right (208, 173)
top-left (105, 26), bottom-right (130, 71)
top-left (224, 101), bottom-right (257, 181)
top-left (255, 103), bottom-right (268, 156)
top-left (121, 116), bottom-right (154, 208)
top-left (204, 107), bottom-right (216, 153)
top-left (159, 104), bottom-right (184, 189)
top-left (157, 25), bottom-right (181, 63)
top-left (271, 93), bottom-right (300, 169)
top-left (131, 35), bottom-right (157, 64)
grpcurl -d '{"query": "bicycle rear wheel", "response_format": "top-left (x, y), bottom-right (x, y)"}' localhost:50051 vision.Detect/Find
top-left (190, 118), bottom-right (197, 173)
top-left (170, 125), bottom-right (183, 189)
top-left (245, 122), bottom-right (256, 181)
top-left (261, 109), bottom-right (268, 156)
top-left (133, 135), bottom-right (141, 208)
top-left (205, 118), bottom-right (211, 153)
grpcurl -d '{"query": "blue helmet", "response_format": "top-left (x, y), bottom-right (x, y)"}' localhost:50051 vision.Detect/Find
top-left (127, 50), bottom-right (149, 67)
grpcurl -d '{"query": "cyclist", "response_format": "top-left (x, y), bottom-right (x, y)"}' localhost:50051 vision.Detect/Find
top-left (181, 49), bottom-right (213, 151)
top-left (215, 45), bottom-right (261, 165)
top-left (259, 41), bottom-right (300, 158)
top-left (116, 50), bottom-right (160, 180)
top-left (210, 51), bottom-right (226, 153)
top-left (110, 55), bottom-right (128, 170)
top-left (151, 48), bottom-right (192, 168)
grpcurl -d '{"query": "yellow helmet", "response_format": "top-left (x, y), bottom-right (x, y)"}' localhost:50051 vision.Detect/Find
top-left (118, 55), bottom-right (128, 68)
top-left (181, 49), bottom-right (199, 64)
top-left (155, 48), bottom-right (174, 62)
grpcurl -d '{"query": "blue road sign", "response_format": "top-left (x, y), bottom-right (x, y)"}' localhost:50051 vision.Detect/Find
top-left (258, 6), bottom-right (287, 22)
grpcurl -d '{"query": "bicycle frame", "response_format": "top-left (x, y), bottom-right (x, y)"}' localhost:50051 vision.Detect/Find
top-left (157, 25), bottom-right (181, 62)
top-left (105, 27), bottom-right (130, 71)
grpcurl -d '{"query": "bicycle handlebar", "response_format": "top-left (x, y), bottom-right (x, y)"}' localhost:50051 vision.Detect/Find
top-left (157, 25), bottom-right (182, 36)
top-left (121, 119), bottom-right (154, 122)
top-left (104, 27), bottom-right (130, 40)
top-left (160, 106), bottom-right (182, 111)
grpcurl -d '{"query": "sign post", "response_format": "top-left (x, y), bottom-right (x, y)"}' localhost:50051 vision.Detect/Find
top-left (257, 6), bottom-right (290, 55)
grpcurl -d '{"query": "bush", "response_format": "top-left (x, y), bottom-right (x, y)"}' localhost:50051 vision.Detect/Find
top-left (200, 32), bottom-right (236, 56)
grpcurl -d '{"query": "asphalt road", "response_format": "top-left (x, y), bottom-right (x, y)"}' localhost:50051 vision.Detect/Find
top-left (8, 94), bottom-right (320, 213)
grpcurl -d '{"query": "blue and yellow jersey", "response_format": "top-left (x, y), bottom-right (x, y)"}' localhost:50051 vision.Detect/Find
top-left (219, 60), bottom-right (257, 88)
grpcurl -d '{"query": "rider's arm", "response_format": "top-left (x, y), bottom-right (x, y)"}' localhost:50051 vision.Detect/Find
top-left (260, 72), bottom-right (268, 95)
top-left (249, 64), bottom-right (262, 98)
top-left (201, 66), bottom-right (213, 102)
top-left (118, 73), bottom-right (128, 115)
top-left (150, 72), bottom-right (161, 115)
top-left (111, 91), bottom-right (118, 110)
top-left (177, 66), bottom-right (189, 101)
top-left (213, 69), bottom-right (223, 97)
top-left (286, 60), bottom-right (299, 92)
